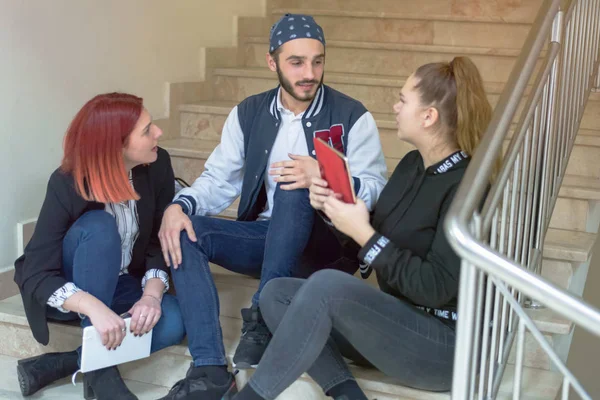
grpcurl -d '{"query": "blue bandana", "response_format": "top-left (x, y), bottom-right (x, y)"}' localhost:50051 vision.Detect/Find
top-left (269, 14), bottom-right (326, 53)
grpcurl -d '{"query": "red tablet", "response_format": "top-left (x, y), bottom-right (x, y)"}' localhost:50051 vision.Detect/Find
top-left (313, 137), bottom-right (356, 204)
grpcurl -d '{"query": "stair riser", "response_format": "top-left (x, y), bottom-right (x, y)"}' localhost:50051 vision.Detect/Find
top-left (0, 323), bottom-right (80, 360)
top-left (565, 144), bottom-right (600, 179)
top-left (268, 0), bottom-right (542, 23)
top-left (239, 15), bottom-right (531, 50)
top-left (212, 75), bottom-right (502, 115)
top-left (181, 111), bottom-right (227, 141)
top-left (580, 100), bottom-right (600, 130)
top-left (507, 332), bottom-right (555, 370)
top-left (243, 42), bottom-right (522, 83)
top-left (550, 198), bottom-right (596, 233)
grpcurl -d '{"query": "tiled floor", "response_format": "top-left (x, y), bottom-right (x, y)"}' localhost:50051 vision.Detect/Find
top-left (0, 354), bottom-right (169, 399)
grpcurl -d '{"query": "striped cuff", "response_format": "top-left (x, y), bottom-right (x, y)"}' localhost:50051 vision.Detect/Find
top-left (47, 282), bottom-right (82, 313)
top-left (142, 269), bottom-right (170, 293)
top-left (171, 194), bottom-right (197, 216)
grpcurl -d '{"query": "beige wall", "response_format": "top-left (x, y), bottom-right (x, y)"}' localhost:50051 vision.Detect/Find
top-left (0, 0), bottom-right (263, 268)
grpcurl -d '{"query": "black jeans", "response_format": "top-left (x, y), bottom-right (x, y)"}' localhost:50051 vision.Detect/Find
top-left (249, 269), bottom-right (456, 399)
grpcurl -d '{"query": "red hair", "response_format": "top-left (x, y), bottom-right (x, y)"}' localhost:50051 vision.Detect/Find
top-left (61, 92), bottom-right (143, 203)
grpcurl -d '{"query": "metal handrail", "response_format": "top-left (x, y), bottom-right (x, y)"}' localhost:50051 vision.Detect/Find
top-left (444, 0), bottom-right (600, 398)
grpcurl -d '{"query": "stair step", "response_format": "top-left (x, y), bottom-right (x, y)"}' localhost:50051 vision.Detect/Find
top-left (241, 16), bottom-right (531, 50)
top-left (238, 13), bottom-right (532, 50)
top-left (242, 37), bottom-right (527, 82)
top-left (268, 0), bottom-right (543, 24)
top-left (0, 294), bottom-right (562, 399)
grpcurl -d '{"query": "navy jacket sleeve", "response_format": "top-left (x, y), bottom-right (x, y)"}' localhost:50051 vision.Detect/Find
top-left (357, 187), bottom-right (461, 308)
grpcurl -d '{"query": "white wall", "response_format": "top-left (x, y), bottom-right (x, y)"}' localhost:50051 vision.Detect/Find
top-left (0, 0), bottom-right (264, 268)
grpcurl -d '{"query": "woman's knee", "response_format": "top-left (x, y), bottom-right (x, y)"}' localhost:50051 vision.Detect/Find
top-left (304, 269), bottom-right (354, 296)
top-left (68, 210), bottom-right (120, 245)
top-left (259, 278), bottom-right (304, 329)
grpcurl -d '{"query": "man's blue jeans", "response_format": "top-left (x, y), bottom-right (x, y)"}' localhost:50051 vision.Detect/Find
top-left (171, 184), bottom-right (354, 367)
top-left (47, 210), bottom-right (186, 356)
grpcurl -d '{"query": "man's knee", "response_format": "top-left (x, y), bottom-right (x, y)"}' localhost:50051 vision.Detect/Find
top-left (273, 183), bottom-right (310, 206)
top-left (179, 215), bottom-right (213, 254)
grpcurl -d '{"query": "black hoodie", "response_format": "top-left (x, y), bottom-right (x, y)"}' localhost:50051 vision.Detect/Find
top-left (357, 149), bottom-right (469, 327)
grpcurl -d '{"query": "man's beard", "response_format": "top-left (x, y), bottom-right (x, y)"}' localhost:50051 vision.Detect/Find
top-left (276, 65), bottom-right (323, 103)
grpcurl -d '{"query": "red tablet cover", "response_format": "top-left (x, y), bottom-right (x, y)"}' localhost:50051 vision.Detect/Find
top-left (313, 138), bottom-right (356, 204)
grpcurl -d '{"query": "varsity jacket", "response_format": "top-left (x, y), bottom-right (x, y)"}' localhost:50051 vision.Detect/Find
top-left (358, 150), bottom-right (470, 326)
top-left (173, 85), bottom-right (387, 220)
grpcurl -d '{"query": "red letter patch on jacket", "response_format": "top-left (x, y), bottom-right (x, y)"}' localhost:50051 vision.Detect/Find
top-left (313, 124), bottom-right (345, 153)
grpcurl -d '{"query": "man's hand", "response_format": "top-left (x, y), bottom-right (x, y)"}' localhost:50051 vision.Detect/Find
top-left (158, 204), bottom-right (197, 269)
top-left (269, 154), bottom-right (321, 190)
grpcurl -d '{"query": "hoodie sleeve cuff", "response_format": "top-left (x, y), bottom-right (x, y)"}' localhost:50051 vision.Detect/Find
top-left (358, 233), bottom-right (390, 266)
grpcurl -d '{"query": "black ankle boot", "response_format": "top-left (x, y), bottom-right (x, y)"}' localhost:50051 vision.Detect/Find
top-left (83, 366), bottom-right (138, 400)
top-left (17, 350), bottom-right (79, 396)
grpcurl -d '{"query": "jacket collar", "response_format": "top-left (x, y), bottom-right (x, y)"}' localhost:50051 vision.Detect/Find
top-left (269, 85), bottom-right (326, 121)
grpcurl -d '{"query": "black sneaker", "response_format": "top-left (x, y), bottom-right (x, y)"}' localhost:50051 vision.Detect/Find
top-left (232, 305), bottom-right (272, 369)
top-left (158, 363), bottom-right (237, 400)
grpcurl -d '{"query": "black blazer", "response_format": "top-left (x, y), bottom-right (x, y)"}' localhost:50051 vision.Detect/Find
top-left (14, 147), bottom-right (174, 345)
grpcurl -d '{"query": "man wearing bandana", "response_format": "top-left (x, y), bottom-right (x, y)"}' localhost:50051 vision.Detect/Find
top-left (158, 14), bottom-right (387, 400)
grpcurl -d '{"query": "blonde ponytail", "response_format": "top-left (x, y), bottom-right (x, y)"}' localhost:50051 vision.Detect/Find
top-left (450, 57), bottom-right (492, 156)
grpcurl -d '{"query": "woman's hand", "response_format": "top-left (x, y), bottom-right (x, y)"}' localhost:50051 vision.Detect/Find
top-left (308, 177), bottom-right (335, 211)
top-left (64, 291), bottom-right (126, 350)
top-left (87, 302), bottom-right (127, 350)
top-left (129, 294), bottom-right (162, 336)
top-left (323, 196), bottom-right (376, 246)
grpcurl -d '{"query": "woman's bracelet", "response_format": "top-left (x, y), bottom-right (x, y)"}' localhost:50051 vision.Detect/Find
top-left (142, 294), bottom-right (162, 304)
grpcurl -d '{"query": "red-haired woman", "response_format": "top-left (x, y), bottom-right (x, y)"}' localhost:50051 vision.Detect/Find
top-left (13, 93), bottom-right (185, 400)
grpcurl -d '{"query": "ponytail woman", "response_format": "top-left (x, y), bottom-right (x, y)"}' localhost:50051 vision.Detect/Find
top-left (228, 57), bottom-right (493, 400)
